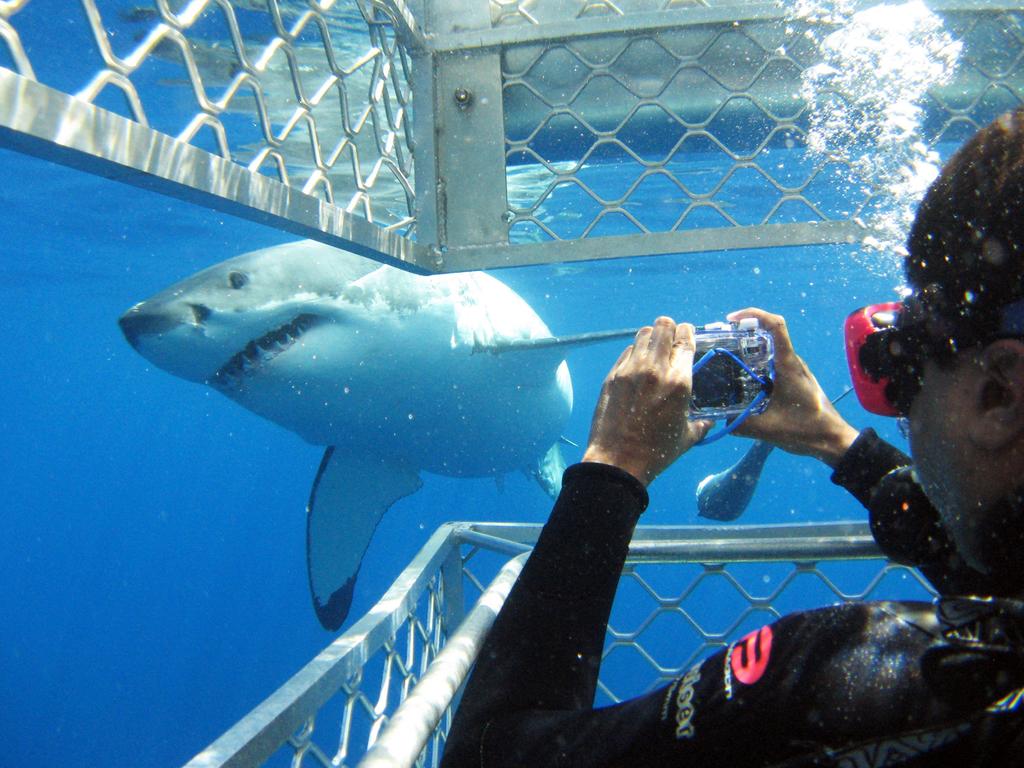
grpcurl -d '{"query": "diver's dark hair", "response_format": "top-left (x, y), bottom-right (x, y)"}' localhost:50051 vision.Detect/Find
top-left (905, 107), bottom-right (1024, 337)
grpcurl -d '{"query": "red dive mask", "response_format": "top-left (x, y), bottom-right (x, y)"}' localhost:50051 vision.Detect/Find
top-left (845, 290), bottom-right (1024, 417)
top-left (844, 291), bottom-right (963, 418)
top-left (844, 302), bottom-right (904, 416)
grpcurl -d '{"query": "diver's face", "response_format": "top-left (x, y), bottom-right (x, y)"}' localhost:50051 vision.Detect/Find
top-left (907, 355), bottom-right (988, 570)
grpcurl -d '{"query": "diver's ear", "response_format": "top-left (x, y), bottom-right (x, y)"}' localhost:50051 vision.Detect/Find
top-left (969, 339), bottom-right (1024, 450)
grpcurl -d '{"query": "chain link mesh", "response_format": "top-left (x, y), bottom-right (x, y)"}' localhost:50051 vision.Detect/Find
top-left (501, 9), bottom-right (1024, 245)
top-left (598, 558), bottom-right (933, 702)
top-left (181, 523), bottom-right (931, 768)
top-left (0, 0), bottom-right (416, 229)
top-left (262, 570), bottom-right (452, 768)
top-left (458, 542), bottom-right (934, 707)
top-left (2, 2), bottom-right (1021, 269)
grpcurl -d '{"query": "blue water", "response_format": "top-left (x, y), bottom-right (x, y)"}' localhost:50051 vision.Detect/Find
top-left (0, 142), bottom-right (913, 765)
top-left (0, 6), bottom-right (958, 764)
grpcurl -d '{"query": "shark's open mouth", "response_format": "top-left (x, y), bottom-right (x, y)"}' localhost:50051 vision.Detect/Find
top-left (208, 313), bottom-right (320, 389)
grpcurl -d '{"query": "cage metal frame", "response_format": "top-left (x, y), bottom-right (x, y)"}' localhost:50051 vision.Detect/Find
top-left (182, 520), bottom-right (936, 768)
top-left (2, 1), bottom-right (1020, 273)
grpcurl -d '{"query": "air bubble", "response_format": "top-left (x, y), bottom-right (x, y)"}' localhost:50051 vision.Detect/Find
top-left (982, 239), bottom-right (1006, 266)
top-left (795, 0), bottom-right (960, 275)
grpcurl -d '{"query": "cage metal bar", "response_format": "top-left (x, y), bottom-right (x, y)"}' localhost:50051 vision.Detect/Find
top-left (430, 0), bottom-right (1024, 51)
top-left (430, 2), bottom-right (786, 52)
top-left (357, 554), bottom-right (526, 768)
top-left (466, 519), bottom-right (883, 561)
top-left (408, 0), bottom-right (511, 266)
top-left (430, 48), bottom-right (510, 251)
top-left (183, 523), bottom-right (461, 768)
top-left (440, 538), bottom-right (468, 637)
top-left (0, 68), bottom-right (434, 273)
top-left (440, 221), bottom-right (867, 271)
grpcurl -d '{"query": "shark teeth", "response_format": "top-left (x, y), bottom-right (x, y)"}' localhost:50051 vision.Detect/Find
top-left (209, 313), bottom-right (319, 389)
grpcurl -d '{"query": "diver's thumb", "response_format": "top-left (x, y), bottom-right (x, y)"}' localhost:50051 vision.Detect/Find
top-left (692, 419), bottom-right (715, 445)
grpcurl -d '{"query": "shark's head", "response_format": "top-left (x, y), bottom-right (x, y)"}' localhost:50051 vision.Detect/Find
top-left (119, 241), bottom-right (379, 384)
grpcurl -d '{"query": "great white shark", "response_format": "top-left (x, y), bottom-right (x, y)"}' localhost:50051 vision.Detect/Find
top-left (119, 240), bottom-right (573, 631)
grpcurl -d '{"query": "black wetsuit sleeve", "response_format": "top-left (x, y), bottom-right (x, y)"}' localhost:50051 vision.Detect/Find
top-left (830, 429), bottom-right (988, 595)
top-left (441, 462), bottom-right (649, 768)
top-left (829, 427), bottom-right (912, 509)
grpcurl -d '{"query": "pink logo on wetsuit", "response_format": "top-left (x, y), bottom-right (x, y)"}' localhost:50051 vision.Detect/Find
top-left (729, 625), bottom-right (773, 685)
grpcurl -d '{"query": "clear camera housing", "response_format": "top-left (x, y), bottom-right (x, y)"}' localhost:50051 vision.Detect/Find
top-left (690, 320), bottom-right (774, 421)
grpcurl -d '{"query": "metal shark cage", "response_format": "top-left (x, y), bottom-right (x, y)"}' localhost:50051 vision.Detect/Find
top-left (1, 0), bottom-right (1022, 766)
top-left (1, 0), bottom-right (1022, 274)
top-left (184, 521), bottom-right (936, 768)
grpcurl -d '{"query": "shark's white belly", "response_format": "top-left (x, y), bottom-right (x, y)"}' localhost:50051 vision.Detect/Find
top-left (217, 273), bottom-right (573, 476)
top-left (227, 337), bottom-right (571, 475)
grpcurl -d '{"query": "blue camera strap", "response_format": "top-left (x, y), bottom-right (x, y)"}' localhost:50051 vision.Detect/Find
top-left (693, 347), bottom-right (774, 446)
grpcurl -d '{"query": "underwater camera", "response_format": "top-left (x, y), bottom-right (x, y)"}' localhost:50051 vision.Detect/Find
top-left (475, 316), bottom-right (774, 442)
top-left (690, 318), bottom-right (774, 423)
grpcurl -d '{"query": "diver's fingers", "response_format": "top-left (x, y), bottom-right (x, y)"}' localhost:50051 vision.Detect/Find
top-left (670, 322), bottom-right (696, 381)
top-left (631, 324), bottom-right (654, 360)
top-left (610, 343), bottom-right (633, 373)
top-left (728, 307), bottom-right (796, 359)
top-left (650, 316), bottom-right (677, 363)
top-left (634, 324), bottom-right (654, 347)
top-left (692, 418), bottom-right (715, 443)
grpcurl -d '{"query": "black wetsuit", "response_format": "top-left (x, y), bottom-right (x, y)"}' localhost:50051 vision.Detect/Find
top-left (441, 429), bottom-right (1024, 767)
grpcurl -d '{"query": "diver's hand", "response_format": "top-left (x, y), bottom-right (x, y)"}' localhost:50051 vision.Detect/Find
top-left (582, 317), bottom-right (713, 486)
top-left (727, 308), bottom-right (858, 467)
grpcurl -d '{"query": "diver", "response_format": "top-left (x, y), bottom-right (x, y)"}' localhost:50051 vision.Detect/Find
top-left (440, 107), bottom-right (1024, 767)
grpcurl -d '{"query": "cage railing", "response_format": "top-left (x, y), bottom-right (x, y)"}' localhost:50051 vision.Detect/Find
top-left (182, 519), bottom-right (936, 768)
top-left (1, 1), bottom-right (1021, 273)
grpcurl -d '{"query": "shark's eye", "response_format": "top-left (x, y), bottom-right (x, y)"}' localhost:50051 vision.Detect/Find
top-left (228, 271), bottom-right (249, 290)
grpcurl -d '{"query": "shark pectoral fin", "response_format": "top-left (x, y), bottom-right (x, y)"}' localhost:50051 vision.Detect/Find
top-left (525, 442), bottom-right (566, 499)
top-left (307, 447), bottom-right (423, 631)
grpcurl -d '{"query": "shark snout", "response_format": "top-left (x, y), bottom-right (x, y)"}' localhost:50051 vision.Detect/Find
top-left (118, 303), bottom-right (209, 348)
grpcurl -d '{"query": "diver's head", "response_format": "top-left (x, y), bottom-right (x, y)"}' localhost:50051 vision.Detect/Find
top-left (898, 107), bottom-right (1024, 569)
top-left (855, 109), bottom-right (1024, 415)
top-left (906, 107), bottom-right (1024, 325)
